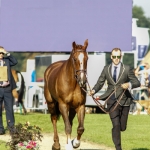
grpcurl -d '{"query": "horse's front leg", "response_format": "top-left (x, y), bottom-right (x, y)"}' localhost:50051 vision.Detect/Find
top-left (72, 104), bottom-right (85, 148)
top-left (59, 102), bottom-right (73, 150)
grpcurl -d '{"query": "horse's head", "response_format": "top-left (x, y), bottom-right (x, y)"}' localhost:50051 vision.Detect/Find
top-left (71, 39), bottom-right (88, 87)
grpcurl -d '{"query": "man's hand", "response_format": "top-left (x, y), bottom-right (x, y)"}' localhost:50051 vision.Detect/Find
top-left (121, 82), bottom-right (129, 89)
top-left (0, 48), bottom-right (7, 54)
top-left (95, 96), bottom-right (100, 100)
top-left (88, 90), bottom-right (95, 96)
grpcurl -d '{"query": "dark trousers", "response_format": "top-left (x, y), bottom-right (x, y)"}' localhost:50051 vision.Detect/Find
top-left (0, 88), bottom-right (15, 131)
top-left (108, 102), bottom-right (130, 150)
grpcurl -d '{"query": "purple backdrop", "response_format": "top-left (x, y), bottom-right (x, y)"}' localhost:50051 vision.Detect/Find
top-left (0, 0), bottom-right (132, 52)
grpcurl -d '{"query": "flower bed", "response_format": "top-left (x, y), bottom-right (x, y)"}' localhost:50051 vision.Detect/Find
top-left (6, 122), bottom-right (43, 150)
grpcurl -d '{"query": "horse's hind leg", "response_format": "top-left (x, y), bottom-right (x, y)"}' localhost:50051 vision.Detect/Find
top-left (51, 113), bottom-right (60, 150)
top-left (44, 87), bottom-right (60, 150)
top-left (47, 101), bottom-right (60, 150)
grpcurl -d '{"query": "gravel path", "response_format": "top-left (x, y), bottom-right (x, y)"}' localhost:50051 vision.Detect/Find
top-left (1, 133), bottom-right (115, 150)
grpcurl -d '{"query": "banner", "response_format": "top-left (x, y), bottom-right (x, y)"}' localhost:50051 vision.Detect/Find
top-left (0, 0), bottom-right (132, 52)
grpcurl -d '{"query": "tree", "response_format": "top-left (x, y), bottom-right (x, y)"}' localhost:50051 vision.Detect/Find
top-left (132, 5), bottom-right (150, 50)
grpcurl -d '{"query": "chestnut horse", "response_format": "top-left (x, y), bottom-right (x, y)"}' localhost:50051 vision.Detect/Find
top-left (11, 69), bottom-right (27, 114)
top-left (44, 39), bottom-right (88, 150)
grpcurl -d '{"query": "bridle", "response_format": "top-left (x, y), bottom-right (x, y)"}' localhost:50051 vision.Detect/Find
top-left (72, 49), bottom-right (88, 85)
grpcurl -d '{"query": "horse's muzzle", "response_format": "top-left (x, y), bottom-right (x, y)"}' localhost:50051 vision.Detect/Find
top-left (78, 79), bottom-right (87, 88)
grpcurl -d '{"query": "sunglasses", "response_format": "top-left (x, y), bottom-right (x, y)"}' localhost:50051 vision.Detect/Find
top-left (0, 52), bottom-right (4, 55)
top-left (112, 55), bottom-right (121, 59)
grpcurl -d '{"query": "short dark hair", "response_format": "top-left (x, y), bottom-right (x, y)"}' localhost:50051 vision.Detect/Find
top-left (0, 46), bottom-right (4, 49)
top-left (111, 48), bottom-right (122, 55)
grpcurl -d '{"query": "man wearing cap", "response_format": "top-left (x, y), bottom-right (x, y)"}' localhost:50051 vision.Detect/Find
top-left (0, 46), bottom-right (18, 135)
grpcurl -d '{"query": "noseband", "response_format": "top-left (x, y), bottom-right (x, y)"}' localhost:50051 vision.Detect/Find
top-left (72, 49), bottom-right (87, 84)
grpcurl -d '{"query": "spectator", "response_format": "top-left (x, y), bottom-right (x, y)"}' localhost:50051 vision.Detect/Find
top-left (138, 63), bottom-right (150, 87)
top-left (0, 46), bottom-right (18, 135)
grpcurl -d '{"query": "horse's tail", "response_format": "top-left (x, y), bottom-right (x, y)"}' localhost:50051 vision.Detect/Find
top-left (15, 70), bottom-right (25, 104)
top-left (15, 70), bottom-right (27, 114)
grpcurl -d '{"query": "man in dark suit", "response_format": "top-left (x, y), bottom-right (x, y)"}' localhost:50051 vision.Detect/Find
top-left (0, 46), bottom-right (18, 135)
top-left (89, 48), bottom-right (140, 150)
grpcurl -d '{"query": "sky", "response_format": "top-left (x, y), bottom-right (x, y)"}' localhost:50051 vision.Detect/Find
top-left (133, 0), bottom-right (150, 18)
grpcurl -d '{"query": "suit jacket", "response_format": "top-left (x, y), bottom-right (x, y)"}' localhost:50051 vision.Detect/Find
top-left (2, 55), bottom-right (18, 92)
top-left (93, 63), bottom-right (141, 106)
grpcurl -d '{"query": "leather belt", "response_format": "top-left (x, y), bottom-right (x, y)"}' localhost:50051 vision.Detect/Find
top-left (0, 85), bottom-right (10, 88)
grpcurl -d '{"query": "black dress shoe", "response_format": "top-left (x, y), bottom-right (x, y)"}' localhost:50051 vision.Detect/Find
top-left (0, 130), bottom-right (5, 135)
top-left (7, 126), bottom-right (17, 134)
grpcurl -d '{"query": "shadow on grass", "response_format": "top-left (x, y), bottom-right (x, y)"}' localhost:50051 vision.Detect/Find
top-left (132, 148), bottom-right (149, 150)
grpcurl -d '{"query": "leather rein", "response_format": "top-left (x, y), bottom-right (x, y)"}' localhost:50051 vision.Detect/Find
top-left (71, 49), bottom-right (126, 114)
top-left (81, 80), bottom-right (126, 114)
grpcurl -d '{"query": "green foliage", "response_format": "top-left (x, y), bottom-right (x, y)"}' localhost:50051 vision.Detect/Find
top-left (132, 5), bottom-right (150, 28)
top-left (6, 121), bottom-right (43, 150)
top-left (0, 141), bottom-right (6, 150)
top-left (132, 5), bottom-right (150, 51)
top-left (106, 52), bottom-right (112, 65)
top-left (10, 52), bottom-right (52, 72)
top-left (122, 53), bottom-right (134, 69)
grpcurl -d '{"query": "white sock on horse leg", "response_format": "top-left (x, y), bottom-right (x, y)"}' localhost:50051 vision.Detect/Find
top-left (72, 137), bottom-right (80, 148)
top-left (65, 139), bottom-right (73, 150)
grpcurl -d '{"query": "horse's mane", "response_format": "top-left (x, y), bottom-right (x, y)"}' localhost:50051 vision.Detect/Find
top-left (70, 44), bottom-right (85, 58)
top-left (75, 45), bottom-right (84, 49)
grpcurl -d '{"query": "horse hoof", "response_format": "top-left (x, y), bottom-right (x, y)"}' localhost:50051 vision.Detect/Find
top-left (71, 138), bottom-right (80, 148)
top-left (52, 143), bottom-right (60, 150)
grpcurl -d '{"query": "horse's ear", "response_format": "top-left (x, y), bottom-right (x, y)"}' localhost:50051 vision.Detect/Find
top-left (72, 41), bottom-right (76, 48)
top-left (84, 39), bottom-right (88, 49)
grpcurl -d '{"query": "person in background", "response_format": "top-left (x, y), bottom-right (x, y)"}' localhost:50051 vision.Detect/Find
top-left (31, 70), bottom-right (36, 82)
top-left (0, 46), bottom-right (18, 135)
top-left (89, 48), bottom-right (140, 150)
top-left (135, 63), bottom-right (150, 87)
top-left (135, 63), bottom-right (150, 101)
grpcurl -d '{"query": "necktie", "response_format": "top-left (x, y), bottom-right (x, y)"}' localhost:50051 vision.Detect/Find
top-left (0, 60), bottom-right (3, 66)
top-left (113, 66), bottom-right (117, 82)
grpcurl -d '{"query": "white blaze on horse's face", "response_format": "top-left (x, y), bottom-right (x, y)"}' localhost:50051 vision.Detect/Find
top-left (78, 53), bottom-right (86, 87)
top-left (78, 53), bottom-right (84, 84)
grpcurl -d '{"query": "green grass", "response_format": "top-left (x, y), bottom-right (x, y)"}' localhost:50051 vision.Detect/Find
top-left (0, 112), bottom-right (150, 150)
top-left (0, 141), bottom-right (7, 150)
